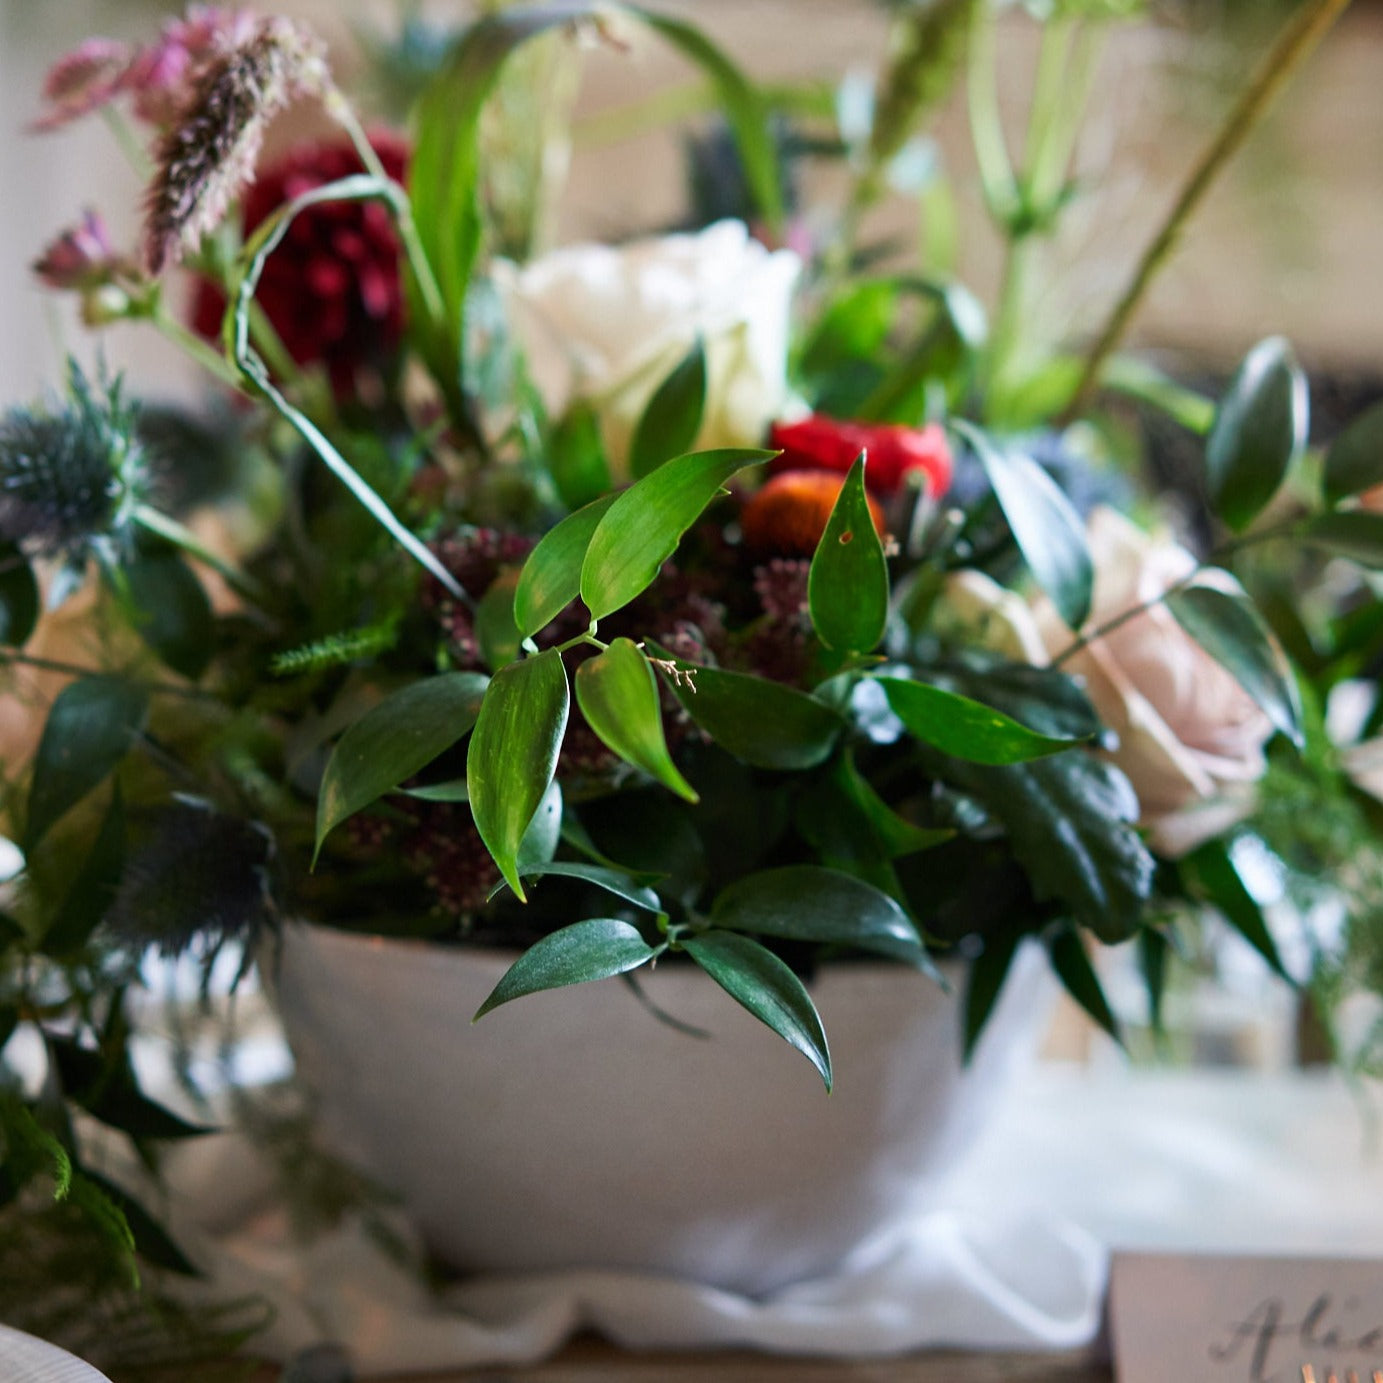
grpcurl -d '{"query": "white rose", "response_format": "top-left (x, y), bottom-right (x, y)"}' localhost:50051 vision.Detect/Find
top-left (1032, 507), bottom-right (1273, 858)
top-left (492, 219), bottom-right (801, 477)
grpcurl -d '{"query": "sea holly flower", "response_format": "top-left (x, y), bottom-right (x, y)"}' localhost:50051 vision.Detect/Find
top-left (767, 415), bottom-right (953, 499)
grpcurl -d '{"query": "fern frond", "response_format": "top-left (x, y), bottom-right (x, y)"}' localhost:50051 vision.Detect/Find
top-left (269, 618), bottom-right (399, 676)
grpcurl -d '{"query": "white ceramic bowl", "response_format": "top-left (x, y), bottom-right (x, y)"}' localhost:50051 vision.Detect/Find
top-left (270, 923), bottom-right (1053, 1295)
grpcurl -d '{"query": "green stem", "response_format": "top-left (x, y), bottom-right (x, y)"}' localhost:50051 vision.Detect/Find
top-left (1063, 0), bottom-right (1355, 423)
top-left (130, 503), bottom-right (266, 606)
top-left (0, 647), bottom-right (218, 701)
top-left (99, 106), bottom-right (151, 179)
top-left (986, 232), bottom-right (1034, 410)
top-left (152, 313), bottom-right (242, 389)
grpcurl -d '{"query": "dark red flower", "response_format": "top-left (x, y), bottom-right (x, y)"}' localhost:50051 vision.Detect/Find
top-left (768, 415), bottom-right (953, 498)
top-left (740, 470), bottom-right (885, 557)
top-left (191, 131), bottom-right (408, 395)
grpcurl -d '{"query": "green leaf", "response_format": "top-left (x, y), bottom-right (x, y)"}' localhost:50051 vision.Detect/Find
top-left (315, 672), bottom-right (489, 857)
top-left (712, 865), bottom-right (929, 968)
top-left (467, 648), bottom-right (570, 900)
top-left (682, 931), bottom-right (832, 1089)
top-left (1167, 584), bottom-right (1302, 748)
top-left (575, 638), bottom-right (697, 802)
top-left (942, 752), bottom-right (1154, 943)
top-left (1139, 927), bottom-right (1170, 1035)
top-left (960, 424), bottom-right (1093, 630)
top-left (412, 4), bottom-right (780, 386)
top-left (963, 930), bottom-right (1020, 1061)
top-left (807, 453), bottom-right (889, 653)
top-left (473, 568), bottom-right (524, 671)
top-left (648, 644), bottom-right (843, 770)
top-left (516, 778), bottom-right (563, 872)
top-left (48, 1038), bottom-right (213, 1140)
top-left (1298, 511), bottom-right (1383, 567)
top-left (25, 677), bottom-right (147, 853)
top-left (1323, 400), bottom-right (1383, 505)
top-left (0, 543), bottom-right (38, 647)
top-left (878, 676), bottom-right (1086, 765)
top-left (509, 860), bottom-right (663, 914)
top-left (1048, 928), bottom-right (1122, 1046)
top-left (1205, 337), bottom-right (1307, 532)
top-left (799, 279), bottom-right (899, 383)
top-left (629, 337), bottom-right (707, 480)
top-left (41, 786), bottom-right (124, 957)
top-left (402, 779), bottom-right (470, 802)
top-left (121, 545), bottom-right (214, 679)
top-left (549, 399), bottom-right (612, 510)
top-left (1183, 840), bottom-right (1289, 980)
top-left (925, 657), bottom-right (1103, 742)
top-left (581, 448), bottom-right (772, 621)
top-left (513, 493), bottom-right (617, 639)
top-left (80, 1167), bottom-right (201, 1276)
top-left (473, 917), bottom-right (660, 1019)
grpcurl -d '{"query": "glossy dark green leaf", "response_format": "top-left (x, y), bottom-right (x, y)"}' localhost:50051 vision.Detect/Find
top-left (49, 1037), bottom-right (213, 1140)
top-left (1167, 584), bottom-right (1302, 748)
top-left (629, 338), bottom-right (706, 480)
top-left (509, 860), bottom-right (663, 914)
top-left (649, 644), bottom-right (842, 770)
top-left (0, 543), bottom-right (38, 647)
top-left (681, 930), bottom-right (832, 1090)
top-left (1299, 511), bottom-right (1383, 567)
top-left (1206, 337), bottom-right (1307, 532)
top-left (582, 449), bottom-right (773, 620)
top-left (513, 493), bottom-right (617, 639)
top-left (473, 917), bottom-right (660, 1019)
top-left (315, 672), bottom-right (489, 857)
top-left (549, 399), bottom-right (612, 510)
top-left (878, 676), bottom-right (1085, 765)
top-left (573, 789), bottom-right (704, 905)
top-left (1139, 927), bottom-right (1170, 1035)
top-left (926, 657), bottom-right (1103, 742)
top-left (516, 778), bottom-right (563, 872)
top-left (122, 545), bottom-right (214, 679)
top-left (711, 865), bottom-right (929, 968)
top-left (1183, 840), bottom-right (1289, 980)
top-left (807, 454), bottom-right (889, 653)
top-left (941, 753), bottom-right (1154, 943)
top-left (474, 568), bottom-right (524, 671)
top-left (575, 637), bottom-right (697, 802)
top-left (1323, 400), bottom-right (1383, 505)
top-left (41, 786), bottom-right (124, 957)
top-left (1048, 928), bottom-right (1122, 1046)
top-left (467, 648), bottom-right (570, 900)
top-left (25, 678), bottom-right (147, 853)
top-left (963, 929), bottom-right (1020, 1061)
top-left (962, 424), bottom-right (1092, 630)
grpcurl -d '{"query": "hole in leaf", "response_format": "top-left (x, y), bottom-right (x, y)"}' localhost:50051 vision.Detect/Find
top-left (839, 531), bottom-right (855, 545)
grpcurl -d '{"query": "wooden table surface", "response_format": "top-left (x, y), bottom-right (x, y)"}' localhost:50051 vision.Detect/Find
top-left (251, 1340), bottom-right (1112, 1381)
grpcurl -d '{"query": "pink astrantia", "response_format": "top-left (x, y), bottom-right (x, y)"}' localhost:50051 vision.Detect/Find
top-left (31, 210), bottom-right (127, 291)
top-left (31, 37), bottom-right (133, 132)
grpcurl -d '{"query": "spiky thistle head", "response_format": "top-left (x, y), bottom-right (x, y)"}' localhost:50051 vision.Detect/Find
top-left (143, 17), bottom-right (328, 273)
top-left (103, 799), bottom-right (277, 958)
top-left (0, 363), bottom-right (147, 562)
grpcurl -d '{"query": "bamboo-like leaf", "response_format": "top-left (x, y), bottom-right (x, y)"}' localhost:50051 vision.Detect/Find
top-left (316, 672), bottom-right (490, 857)
top-left (1048, 928), bottom-right (1122, 1046)
top-left (878, 676), bottom-right (1085, 765)
top-left (581, 449), bottom-right (772, 620)
top-left (1323, 400), bottom-right (1383, 505)
top-left (808, 453), bottom-right (889, 653)
top-left (963, 930), bottom-right (1020, 1061)
top-left (473, 917), bottom-right (660, 1019)
top-left (629, 338), bottom-right (707, 479)
top-left (467, 649), bottom-right (570, 900)
top-left (575, 638), bottom-right (697, 801)
top-left (513, 493), bottom-right (617, 638)
top-left (682, 930), bottom-right (832, 1089)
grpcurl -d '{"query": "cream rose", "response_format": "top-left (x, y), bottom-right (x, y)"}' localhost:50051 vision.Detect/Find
top-left (1032, 506), bottom-right (1273, 857)
top-left (492, 219), bottom-right (801, 477)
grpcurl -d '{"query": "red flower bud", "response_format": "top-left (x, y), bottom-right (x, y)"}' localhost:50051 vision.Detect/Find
top-left (768, 414), bottom-right (952, 499)
top-left (741, 470), bottom-right (885, 557)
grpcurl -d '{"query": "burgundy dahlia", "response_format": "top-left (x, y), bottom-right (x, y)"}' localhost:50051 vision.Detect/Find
top-left (192, 131), bottom-right (409, 395)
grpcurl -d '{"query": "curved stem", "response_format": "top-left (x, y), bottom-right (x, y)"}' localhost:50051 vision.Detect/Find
top-left (152, 312), bottom-right (242, 389)
top-left (1063, 0), bottom-right (1355, 423)
top-left (130, 503), bottom-right (267, 606)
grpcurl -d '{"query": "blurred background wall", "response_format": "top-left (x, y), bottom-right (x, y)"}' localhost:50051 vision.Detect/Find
top-left (1, 0), bottom-right (1380, 412)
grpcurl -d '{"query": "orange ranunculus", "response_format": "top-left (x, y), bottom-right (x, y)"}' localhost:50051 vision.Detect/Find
top-left (741, 471), bottom-right (885, 556)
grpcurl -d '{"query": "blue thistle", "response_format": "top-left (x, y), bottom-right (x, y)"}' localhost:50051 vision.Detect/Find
top-left (0, 364), bottom-right (146, 563)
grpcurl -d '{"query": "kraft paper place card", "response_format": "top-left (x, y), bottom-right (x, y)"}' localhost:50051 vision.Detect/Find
top-left (1110, 1252), bottom-right (1383, 1383)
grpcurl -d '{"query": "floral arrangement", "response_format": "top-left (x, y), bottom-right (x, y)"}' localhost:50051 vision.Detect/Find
top-left (2, 0), bottom-right (1382, 1350)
